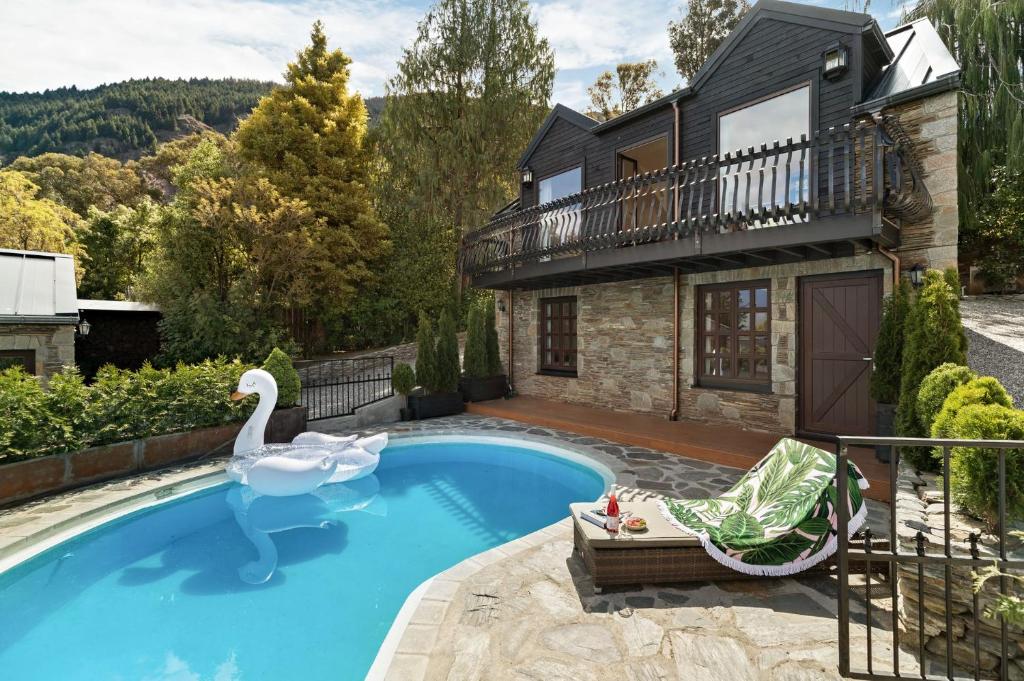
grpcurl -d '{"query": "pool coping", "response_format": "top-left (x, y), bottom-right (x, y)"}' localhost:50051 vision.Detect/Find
top-left (0, 429), bottom-right (624, 680)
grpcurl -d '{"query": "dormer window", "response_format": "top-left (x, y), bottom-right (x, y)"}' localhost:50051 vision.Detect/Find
top-left (823, 45), bottom-right (848, 79)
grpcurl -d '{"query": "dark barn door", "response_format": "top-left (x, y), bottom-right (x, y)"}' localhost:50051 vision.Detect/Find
top-left (799, 271), bottom-right (882, 436)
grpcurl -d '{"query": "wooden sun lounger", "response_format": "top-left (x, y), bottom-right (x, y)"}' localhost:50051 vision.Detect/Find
top-left (570, 501), bottom-right (887, 590)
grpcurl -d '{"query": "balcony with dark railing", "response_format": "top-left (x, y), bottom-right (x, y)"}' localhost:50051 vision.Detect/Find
top-left (460, 118), bottom-right (930, 289)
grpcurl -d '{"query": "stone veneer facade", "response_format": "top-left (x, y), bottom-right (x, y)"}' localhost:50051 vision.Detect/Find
top-left (0, 323), bottom-right (75, 382)
top-left (494, 90), bottom-right (957, 435)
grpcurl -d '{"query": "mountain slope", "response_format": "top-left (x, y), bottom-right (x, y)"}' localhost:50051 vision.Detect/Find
top-left (0, 77), bottom-right (275, 163)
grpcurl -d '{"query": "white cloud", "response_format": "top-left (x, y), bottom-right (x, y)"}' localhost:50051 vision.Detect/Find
top-left (534, 0), bottom-right (676, 71)
top-left (0, 0), bottom-right (421, 95)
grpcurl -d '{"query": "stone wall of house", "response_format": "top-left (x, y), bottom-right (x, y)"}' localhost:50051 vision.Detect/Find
top-left (0, 323), bottom-right (75, 382)
top-left (887, 89), bottom-right (959, 273)
top-left (895, 465), bottom-right (1023, 678)
top-left (497, 252), bottom-right (893, 433)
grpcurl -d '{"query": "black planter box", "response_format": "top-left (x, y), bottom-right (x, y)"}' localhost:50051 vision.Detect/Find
top-left (459, 375), bottom-right (508, 403)
top-left (876, 403), bottom-right (896, 463)
top-left (408, 392), bottom-right (464, 420)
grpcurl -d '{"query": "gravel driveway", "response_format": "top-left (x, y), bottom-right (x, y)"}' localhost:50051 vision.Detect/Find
top-left (960, 295), bottom-right (1024, 404)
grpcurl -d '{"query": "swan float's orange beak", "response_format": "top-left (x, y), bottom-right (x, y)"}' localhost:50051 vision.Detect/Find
top-left (230, 391), bottom-right (251, 401)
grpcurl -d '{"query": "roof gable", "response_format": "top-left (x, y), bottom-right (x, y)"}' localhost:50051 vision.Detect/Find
top-left (517, 104), bottom-right (597, 169)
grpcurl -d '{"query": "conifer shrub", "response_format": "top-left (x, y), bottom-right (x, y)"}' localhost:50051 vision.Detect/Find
top-left (462, 301), bottom-right (489, 379)
top-left (392, 362), bottom-right (416, 396)
top-left (896, 269), bottom-right (968, 469)
top-left (414, 313), bottom-right (439, 393)
top-left (916, 363), bottom-right (977, 434)
top-left (947, 403), bottom-right (1024, 526)
top-left (931, 377), bottom-right (1013, 441)
top-left (485, 301), bottom-right (503, 377)
top-left (435, 309), bottom-right (461, 393)
top-left (262, 347), bottom-right (301, 408)
top-left (870, 278), bottom-right (910, 405)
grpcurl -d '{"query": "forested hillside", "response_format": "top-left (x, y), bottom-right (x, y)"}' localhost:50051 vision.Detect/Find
top-left (0, 78), bottom-right (275, 162)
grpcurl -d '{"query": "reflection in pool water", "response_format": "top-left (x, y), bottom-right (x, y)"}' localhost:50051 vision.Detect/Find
top-left (0, 439), bottom-right (606, 681)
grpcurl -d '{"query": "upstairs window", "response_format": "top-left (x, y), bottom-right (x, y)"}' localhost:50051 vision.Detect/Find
top-left (697, 281), bottom-right (771, 390)
top-left (718, 85), bottom-right (810, 223)
top-left (539, 296), bottom-right (577, 374)
top-left (537, 167), bottom-right (582, 250)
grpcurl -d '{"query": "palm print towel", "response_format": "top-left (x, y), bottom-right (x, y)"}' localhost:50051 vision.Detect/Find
top-left (658, 438), bottom-right (869, 577)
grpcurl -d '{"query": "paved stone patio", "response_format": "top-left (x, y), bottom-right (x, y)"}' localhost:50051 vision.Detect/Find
top-left (1, 413), bottom-right (898, 680)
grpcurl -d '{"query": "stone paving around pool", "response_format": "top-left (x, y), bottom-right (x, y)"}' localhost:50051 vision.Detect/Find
top-left (325, 414), bottom-right (895, 681)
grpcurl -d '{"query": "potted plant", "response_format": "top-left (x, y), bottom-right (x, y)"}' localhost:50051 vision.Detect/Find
top-left (459, 299), bottom-right (508, 402)
top-left (406, 311), bottom-right (465, 419)
top-left (869, 279), bottom-right (909, 463)
top-left (392, 362), bottom-right (416, 420)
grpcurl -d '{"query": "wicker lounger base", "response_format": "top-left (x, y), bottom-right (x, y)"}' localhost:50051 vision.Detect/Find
top-left (573, 522), bottom-right (887, 589)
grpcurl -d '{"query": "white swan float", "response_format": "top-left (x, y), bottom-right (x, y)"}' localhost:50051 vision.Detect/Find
top-left (225, 368), bottom-right (387, 496)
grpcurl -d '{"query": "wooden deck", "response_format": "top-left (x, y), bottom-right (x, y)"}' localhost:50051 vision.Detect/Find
top-left (466, 396), bottom-right (891, 502)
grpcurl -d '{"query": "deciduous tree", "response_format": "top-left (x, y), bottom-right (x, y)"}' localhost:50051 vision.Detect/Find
top-left (78, 199), bottom-right (161, 300)
top-left (0, 170), bottom-right (81, 260)
top-left (587, 61), bottom-right (664, 122)
top-left (667, 0), bottom-right (750, 81)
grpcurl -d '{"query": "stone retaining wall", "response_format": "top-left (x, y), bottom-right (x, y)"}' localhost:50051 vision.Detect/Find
top-left (0, 406), bottom-right (306, 508)
top-left (895, 465), bottom-right (1023, 678)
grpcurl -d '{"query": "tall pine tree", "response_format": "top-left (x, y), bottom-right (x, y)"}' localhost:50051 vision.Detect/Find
top-left (234, 21), bottom-right (387, 347)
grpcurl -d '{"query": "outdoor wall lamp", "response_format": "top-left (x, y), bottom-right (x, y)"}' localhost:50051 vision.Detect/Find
top-left (823, 45), bottom-right (848, 79)
top-left (78, 318), bottom-right (91, 336)
top-left (908, 263), bottom-right (926, 288)
top-left (521, 168), bottom-right (533, 185)
top-left (497, 299), bottom-right (507, 313)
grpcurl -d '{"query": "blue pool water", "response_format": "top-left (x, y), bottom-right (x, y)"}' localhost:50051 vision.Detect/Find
top-left (0, 439), bottom-right (606, 681)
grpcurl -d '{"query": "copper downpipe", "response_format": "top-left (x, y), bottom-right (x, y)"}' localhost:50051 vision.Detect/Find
top-left (670, 99), bottom-right (682, 421)
top-left (507, 290), bottom-right (514, 391)
top-left (876, 244), bottom-right (900, 291)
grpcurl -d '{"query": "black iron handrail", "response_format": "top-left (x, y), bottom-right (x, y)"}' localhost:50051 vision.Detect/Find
top-left (460, 118), bottom-right (925, 277)
top-left (836, 435), bottom-right (1023, 681)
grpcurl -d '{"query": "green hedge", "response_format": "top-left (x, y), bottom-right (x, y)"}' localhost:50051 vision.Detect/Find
top-left (262, 348), bottom-right (300, 408)
top-left (0, 358), bottom-right (254, 463)
top-left (931, 377), bottom-right (1013, 442)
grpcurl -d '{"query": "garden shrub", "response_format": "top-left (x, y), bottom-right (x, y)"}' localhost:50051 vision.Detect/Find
top-left (897, 269), bottom-right (968, 470)
top-left (916, 363), bottom-right (977, 434)
top-left (931, 376), bottom-right (1014, 441)
top-left (414, 313), bottom-right (438, 393)
top-left (262, 347), bottom-right (301, 408)
top-left (462, 301), bottom-right (489, 379)
top-left (0, 359), bottom-right (252, 463)
top-left (435, 309), bottom-right (461, 393)
top-left (485, 301), bottom-right (503, 377)
top-left (870, 278), bottom-right (910, 405)
top-left (392, 362), bottom-right (416, 395)
top-left (947, 403), bottom-right (1024, 526)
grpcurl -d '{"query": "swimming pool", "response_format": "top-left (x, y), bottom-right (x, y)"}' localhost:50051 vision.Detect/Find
top-left (0, 436), bottom-right (609, 681)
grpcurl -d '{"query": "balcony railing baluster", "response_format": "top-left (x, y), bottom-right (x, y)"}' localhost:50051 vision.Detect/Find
top-left (458, 121), bottom-right (924, 277)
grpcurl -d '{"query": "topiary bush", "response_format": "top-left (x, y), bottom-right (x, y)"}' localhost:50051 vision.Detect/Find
top-left (916, 363), bottom-right (977, 434)
top-left (392, 362), bottom-right (415, 396)
top-left (870, 278), bottom-right (911, 405)
top-left (931, 376), bottom-right (1014, 441)
top-left (485, 300), bottom-right (503, 377)
top-left (435, 308), bottom-right (461, 393)
top-left (947, 403), bottom-right (1024, 527)
top-left (414, 312), bottom-right (439, 394)
top-left (462, 301), bottom-right (489, 379)
top-left (262, 347), bottom-right (301, 408)
top-left (897, 269), bottom-right (968, 469)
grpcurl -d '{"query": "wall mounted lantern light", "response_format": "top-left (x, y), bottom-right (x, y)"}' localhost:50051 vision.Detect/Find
top-left (908, 263), bottom-right (926, 288)
top-left (521, 168), bottom-right (533, 185)
top-left (823, 45), bottom-right (848, 79)
top-left (78, 318), bottom-right (91, 336)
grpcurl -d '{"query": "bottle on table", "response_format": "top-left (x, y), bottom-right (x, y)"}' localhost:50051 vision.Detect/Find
top-left (605, 494), bottom-right (620, 535)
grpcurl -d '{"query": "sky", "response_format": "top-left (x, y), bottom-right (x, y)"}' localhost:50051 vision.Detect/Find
top-left (0, 0), bottom-right (909, 111)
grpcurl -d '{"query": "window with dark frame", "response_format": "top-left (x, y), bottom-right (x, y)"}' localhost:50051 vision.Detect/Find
top-left (539, 296), bottom-right (577, 374)
top-left (0, 350), bottom-right (36, 375)
top-left (697, 281), bottom-right (771, 389)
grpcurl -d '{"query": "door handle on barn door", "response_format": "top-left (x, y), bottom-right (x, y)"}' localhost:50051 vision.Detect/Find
top-left (863, 357), bottom-right (875, 371)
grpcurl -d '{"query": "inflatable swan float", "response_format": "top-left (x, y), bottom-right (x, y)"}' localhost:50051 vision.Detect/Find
top-left (225, 368), bottom-right (387, 496)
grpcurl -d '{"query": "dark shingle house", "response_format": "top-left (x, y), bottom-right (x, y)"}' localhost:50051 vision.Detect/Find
top-left (459, 0), bottom-right (960, 438)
